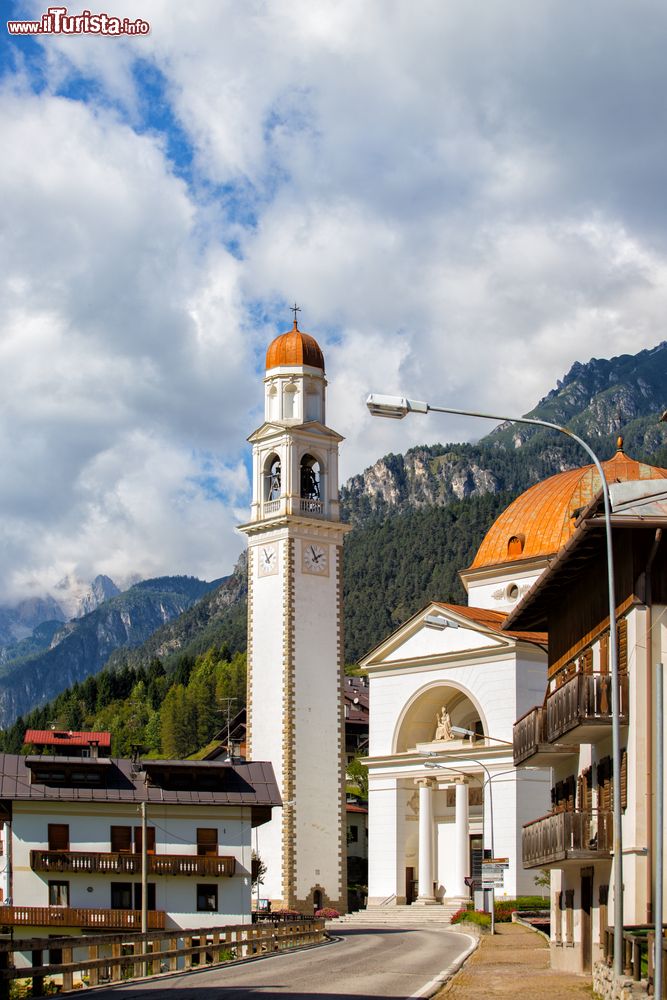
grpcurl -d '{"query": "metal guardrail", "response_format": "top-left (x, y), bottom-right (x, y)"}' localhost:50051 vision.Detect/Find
top-left (0, 919), bottom-right (326, 998)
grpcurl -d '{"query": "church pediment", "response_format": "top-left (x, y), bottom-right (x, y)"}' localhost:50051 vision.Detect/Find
top-left (360, 602), bottom-right (518, 670)
top-left (248, 420), bottom-right (344, 444)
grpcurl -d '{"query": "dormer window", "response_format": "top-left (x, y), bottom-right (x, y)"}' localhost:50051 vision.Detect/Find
top-left (507, 534), bottom-right (525, 557)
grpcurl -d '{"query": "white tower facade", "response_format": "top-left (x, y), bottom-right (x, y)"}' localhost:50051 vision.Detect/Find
top-left (238, 321), bottom-right (349, 912)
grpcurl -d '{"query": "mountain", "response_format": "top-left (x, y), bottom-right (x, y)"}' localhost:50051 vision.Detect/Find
top-left (0, 595), bottom-right (66, 646)
top-left (104, 555), bottom-right (248, 674)
top-left (2, 341), bottom-right (666, 733)
top-left (0, 576), bottom-right (221, 727)
top-left (341, 342), bottom-right (667, 525)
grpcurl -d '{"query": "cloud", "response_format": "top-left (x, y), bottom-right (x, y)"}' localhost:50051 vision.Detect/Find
top-left (2, 0), bottom-right (667, 601)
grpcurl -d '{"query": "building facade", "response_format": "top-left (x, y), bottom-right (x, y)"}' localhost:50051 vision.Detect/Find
top-left (508, 470), bottom-right (667, 975)
top-left (238, 320), bottom-right (348, 912)
top-left (0, 753), bottom-right (280, 934)
top-left (362, 600), bottom-right (550, 908)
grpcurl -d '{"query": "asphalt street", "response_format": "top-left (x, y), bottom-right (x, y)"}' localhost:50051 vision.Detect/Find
top-left (79, 925), bottom-right (474, 1000)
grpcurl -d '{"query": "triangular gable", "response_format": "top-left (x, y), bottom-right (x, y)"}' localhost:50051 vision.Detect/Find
top-left (248, 420), bottom-right (344, 444)
top-left (360, 602), bottom-right (518, 670)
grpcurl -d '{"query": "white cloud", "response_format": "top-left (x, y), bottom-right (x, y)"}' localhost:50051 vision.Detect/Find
top-left (2, 0), bottom-right (667, 603)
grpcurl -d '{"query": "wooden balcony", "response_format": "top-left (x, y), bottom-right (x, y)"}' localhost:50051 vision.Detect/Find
top-left (546, 672), bottom-right (629, 744)
top-left (513, 706), bottom-right (576, 766)
top-left (30, 850), bottom-right (236, 878)
top-left (522, 810), bottom-right (613, 868)
top-left (0, 906), bottom-right (165, 930)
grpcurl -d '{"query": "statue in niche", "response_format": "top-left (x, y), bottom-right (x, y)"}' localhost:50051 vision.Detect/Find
top-left (434, 705), bottom-right (454, 742)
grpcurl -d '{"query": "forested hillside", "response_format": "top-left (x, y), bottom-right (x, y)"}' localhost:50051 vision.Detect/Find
top-left (0, 647), bottom-right (246, 759)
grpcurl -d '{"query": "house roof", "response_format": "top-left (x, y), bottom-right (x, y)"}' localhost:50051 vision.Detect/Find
top-left (24, 730), bottom-right (111, 748)
top-left (0, 754), bottom-right (281, 811)
top-left (432, 603), bottom-right (548, 647)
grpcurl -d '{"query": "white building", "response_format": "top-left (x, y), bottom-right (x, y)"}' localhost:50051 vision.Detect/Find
top-left (238, 319), bottom-right (348, 912)
top-left (0, 753), bottom-right (280, 934)
top-left (362, 602), bottom-right (550, 907)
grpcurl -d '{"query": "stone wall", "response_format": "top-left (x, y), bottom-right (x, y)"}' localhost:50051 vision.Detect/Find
top-left (593, 960), bottom-right (649, 1000)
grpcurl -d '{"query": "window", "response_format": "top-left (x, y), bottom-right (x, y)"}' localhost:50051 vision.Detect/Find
top-left (134, 883), bottom-right (156, 911)
top-left (48, 824), bottom-right (69, 852)
top-left (134, 826), bottom-right (156, 854)
top-left (110, 883), bottom-right (133, 910)
top-left (111, 826), bottom-right (132, 853)
top-left (197, 828), bottom-right (218, 857)
top-left (348, 825), bottom-right (359, 843)
top-left (48, 881), bottom-right (69, 907)
top-left (197, 884), bottom-right (218, 912)
top-left (507, 535), bottom-right (524, 557)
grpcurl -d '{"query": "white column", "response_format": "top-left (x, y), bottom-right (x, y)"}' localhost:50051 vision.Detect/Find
top-left (415, 778), bottom-right (437, 904)
top-left (453, 779), bottom-right (470, 898)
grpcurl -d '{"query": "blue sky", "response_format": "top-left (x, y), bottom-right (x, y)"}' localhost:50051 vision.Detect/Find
top-left (1, 0), bottom-right (667, 602)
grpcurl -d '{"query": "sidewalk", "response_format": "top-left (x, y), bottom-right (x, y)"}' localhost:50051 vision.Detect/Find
top-left (435, 922), bottom-right (594, 999)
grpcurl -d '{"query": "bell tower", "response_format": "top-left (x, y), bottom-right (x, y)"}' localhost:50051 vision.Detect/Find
top-left (238, 318), bottom-right (349, 912)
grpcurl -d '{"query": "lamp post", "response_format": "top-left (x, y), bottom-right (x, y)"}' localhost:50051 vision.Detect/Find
top-left (369, 393), bottom-right (624, 975)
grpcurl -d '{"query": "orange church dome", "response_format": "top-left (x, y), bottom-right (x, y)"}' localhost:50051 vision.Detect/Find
top-left (266, 322), bottom-right (325, 371)
top-left (469, 443), bottom-right (667, 571)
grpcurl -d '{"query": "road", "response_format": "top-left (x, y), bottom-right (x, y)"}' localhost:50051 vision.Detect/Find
top-left (81, 925), bottom-right (474, 1000)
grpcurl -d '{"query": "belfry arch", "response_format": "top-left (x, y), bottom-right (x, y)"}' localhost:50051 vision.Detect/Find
top-left (264, 453), bottom-right (281, 501)
top-left (300, 453), bottom-right (322, 502)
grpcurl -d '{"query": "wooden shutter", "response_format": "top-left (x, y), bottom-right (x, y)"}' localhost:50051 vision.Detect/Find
top-left (197, 828), bottom-right (218, 857)
top-left (48, 824), bottom-right (69, 851)
top-left (134, 827), bottom-right (156, 854)
top-left (597, 757), bottom-right (612, 812)
top-left (620, 749), bottom-right (627, 811)
top-left (599, 633), bottom-right (609, 675)
top-left (111, 826), bottom-right (132, 853)
top-left (582, 649), bottom-right (593, 675)
top-left (617, 618), bottom-right (628, 673)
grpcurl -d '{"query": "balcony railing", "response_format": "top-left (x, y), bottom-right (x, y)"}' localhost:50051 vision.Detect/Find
top-left (546, 672), bottom-right (629, 743)
top-left (522, 810), bottom-right (613, 868)
top-left (30, 850), bottom-right (236, 878)
top-left (262, 499), bottom-right (281, 516)
top-left (513, 706), bottom-right (577, 766)
top-left (299, 498), bottom-right (323, 515)
top-left (0, 906), bottom-right (165, 930)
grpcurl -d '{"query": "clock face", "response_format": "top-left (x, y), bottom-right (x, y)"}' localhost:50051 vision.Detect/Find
top-left (303, 541), bottom-right (328, 575)
top-left (258, 543), bottom-right (278, 577)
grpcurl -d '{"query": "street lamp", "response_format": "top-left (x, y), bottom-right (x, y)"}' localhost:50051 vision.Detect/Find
top-left (369, 392), bottom-right (624, 975)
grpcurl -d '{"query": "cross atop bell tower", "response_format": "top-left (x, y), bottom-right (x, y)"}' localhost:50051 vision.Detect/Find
top-left (238, 317), bottom-right (349, 913)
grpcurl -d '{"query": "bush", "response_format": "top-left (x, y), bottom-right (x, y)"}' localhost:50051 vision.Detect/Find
top-left (450, 908), bottom-right (491, 927)
top-left (315, 907), bottom-right (340, 919)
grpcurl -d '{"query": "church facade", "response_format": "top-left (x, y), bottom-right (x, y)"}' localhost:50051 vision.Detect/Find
top-left (238, 321), bottom-right (348, 912)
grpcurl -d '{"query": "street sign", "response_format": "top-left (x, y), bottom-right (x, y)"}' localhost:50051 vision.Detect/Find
top-left (482, 858), bottom-right (509, 888)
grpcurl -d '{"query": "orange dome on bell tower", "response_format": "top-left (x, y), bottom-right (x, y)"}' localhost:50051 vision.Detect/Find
top-left (265, 320), bottom-right (325, 371)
